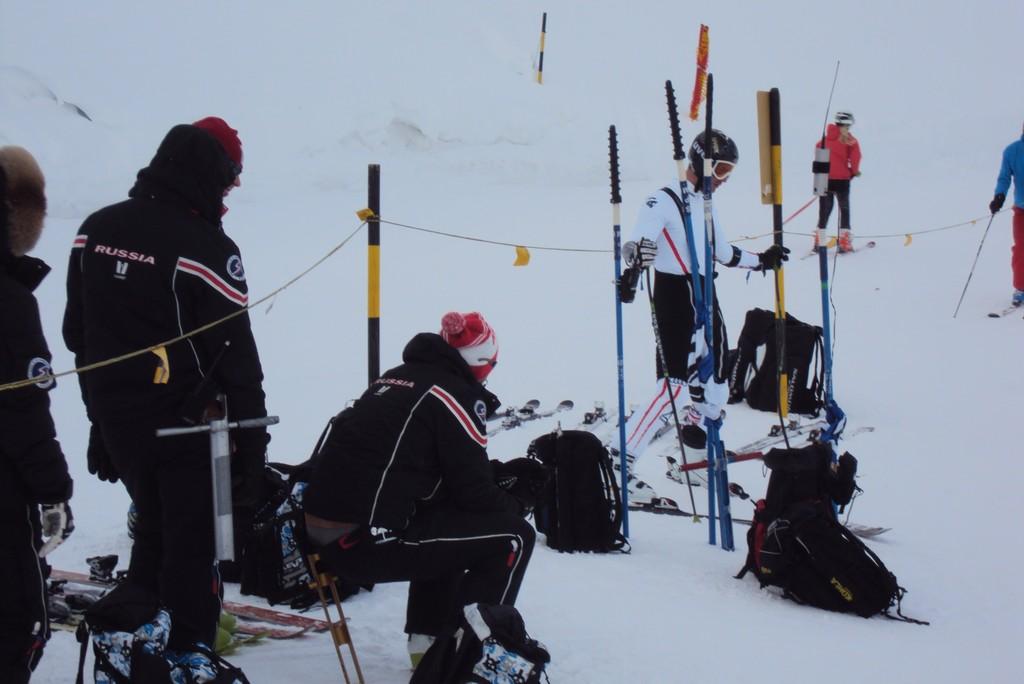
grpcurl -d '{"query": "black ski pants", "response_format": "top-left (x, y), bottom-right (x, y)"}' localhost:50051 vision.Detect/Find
top-left (0, 505), bottom-right (47, 684)
top-left (653, 270), bottom-right (729, 384)
top-left (817, 179), bottom-right (852, 231)
top-left (318, 508), bottom-right (535, 637)
top-left (99, 412), bottom-right (220, 650)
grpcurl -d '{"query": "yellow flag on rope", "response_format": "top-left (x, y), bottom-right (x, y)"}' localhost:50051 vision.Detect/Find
top-left (904, 234), bottom-right (913, 246)
top-left (151, 346), bottom-right (170, 384)
top-left (513, 246), bottom-right (531, 266)
top-left (356, 208), bottom-right (375, 221)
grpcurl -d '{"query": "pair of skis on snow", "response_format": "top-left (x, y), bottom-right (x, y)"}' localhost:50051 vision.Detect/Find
top-left (49, 568), bottom-right (327, 641)
top-left (486, 398), bottom-right (574, 436)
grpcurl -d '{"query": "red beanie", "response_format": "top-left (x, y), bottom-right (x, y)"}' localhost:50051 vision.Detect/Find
top-left (440, 311), bottom-right (499, 382)
top-left (193, 116), bottom-right (243, 173)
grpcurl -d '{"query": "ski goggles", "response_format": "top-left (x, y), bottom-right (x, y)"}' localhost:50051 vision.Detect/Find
top-left (711, 160), bottom-right (736, 181)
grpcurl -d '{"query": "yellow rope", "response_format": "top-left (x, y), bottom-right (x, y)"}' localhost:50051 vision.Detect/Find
top-left (7, 207), bottom-right (996, 394)
top-left (384, 211), bottom-right (995, 251)
top-left (380, 219), bottom-right (607, 253)
top-left (0, 222), bottom-right (366, 394)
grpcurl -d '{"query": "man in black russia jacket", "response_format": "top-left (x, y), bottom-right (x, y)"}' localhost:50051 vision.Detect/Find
top-left (304, 311), bottom-right (537, 648)
top-left (0, 146), bottom-right (74, 684)
top-left (62, 118), bottom-right (267, 650)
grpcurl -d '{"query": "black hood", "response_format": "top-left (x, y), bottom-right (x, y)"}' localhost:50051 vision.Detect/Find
top-left (128, 124), bottom-right (236, 225)
top-left (403, 332), bottom-right (477, 381)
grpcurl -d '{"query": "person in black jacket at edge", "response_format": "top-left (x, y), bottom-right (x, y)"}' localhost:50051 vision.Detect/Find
top-left (0, 146), bottom-right (74, 684)
top-left (62, 118), bottom-right (268, 655)
top-left (304, 311), bottom-right (540, 668)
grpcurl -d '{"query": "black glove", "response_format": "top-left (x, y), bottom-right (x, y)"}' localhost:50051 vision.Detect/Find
top-left (829, 451), bottom-right (859, 507)
top-left (232, 429), bottom-right (270, 509)
top-left (494, 458), bottom-right (550, 516)
top-left (87, 425), bottom-right (119, 483)
top-left (39, 501), bottom-right (74, 557)
top-left (618, 265), bottom-right (641, 304)
top-left (758, 244), bottom-right (791, 271)
top-left (990, 193), bottom-right (1006, 214)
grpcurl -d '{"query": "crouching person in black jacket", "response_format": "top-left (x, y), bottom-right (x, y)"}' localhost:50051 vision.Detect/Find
top-left (303, 312), bottom-right (536, 667)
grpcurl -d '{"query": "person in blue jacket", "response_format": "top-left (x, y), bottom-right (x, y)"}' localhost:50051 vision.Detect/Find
top-left (989, 122), bottom-right (1024, 306)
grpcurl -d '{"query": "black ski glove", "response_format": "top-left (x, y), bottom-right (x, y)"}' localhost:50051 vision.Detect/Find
top-left (494, 457), bottom-right (550, 516)
top-left (232, 429), bottom-right (270, 510)
top-left (87, 424), bottom-right (119, 483)
top-left (990, 193), bottom-right (1006, 214)
top-left (758, 244), bottom-right (791, 271)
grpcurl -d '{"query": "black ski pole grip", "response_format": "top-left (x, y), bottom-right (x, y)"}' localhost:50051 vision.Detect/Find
top-left (665, 80), bottom-right (684, 161)
top-left (609, 125), bottom-right (622, 205)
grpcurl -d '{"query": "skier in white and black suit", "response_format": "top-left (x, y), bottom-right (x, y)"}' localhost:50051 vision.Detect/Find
top-left (304, 312), bottom-right (539, 666)
top-left (62, 118), bottom-right (268, 654)
top-left (0, 146), bottom-right (74, 684)
top-left (620, 129), bottom-right (789, 508)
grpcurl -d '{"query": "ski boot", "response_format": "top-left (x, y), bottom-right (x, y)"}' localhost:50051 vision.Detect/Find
top-left (838, 228), bottom-right (853, 253)
top-left (1013, 289), bottom-right (1024, 307)
top-left (665, 423), bottom-right (709, 486)
top-left (621, 451), bottom-right (682, 513)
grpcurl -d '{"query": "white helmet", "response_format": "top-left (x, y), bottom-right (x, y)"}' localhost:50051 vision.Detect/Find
top-left (835, 111), bottom-right (855, 126)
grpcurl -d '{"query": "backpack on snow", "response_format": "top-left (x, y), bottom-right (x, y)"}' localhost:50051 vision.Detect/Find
top-left (410, 603), bottom-right (551, 684)
top-left (736, 443), bottom-right (926, 623)
top-left (728, 307), bottom-right (825, 416)
top-left (74, 582), bottom-right (250, 684)
top-left (528, 429), bottom-right (628, 553)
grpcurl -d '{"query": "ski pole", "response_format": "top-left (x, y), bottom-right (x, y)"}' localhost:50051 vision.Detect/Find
top-left (952, 213), bottom-right (996, 318)
top-left (698, 74), bottom-right (734, 551)
top-left (608, 125), bottom-right (631, 537)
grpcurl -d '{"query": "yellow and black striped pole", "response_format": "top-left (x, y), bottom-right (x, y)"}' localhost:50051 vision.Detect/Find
top-left (757, 89), bottom-right (789, 422)
top-left (536, 12), bottom-right (547, 84)
top-left (367, 164), bottom-right (381, 385)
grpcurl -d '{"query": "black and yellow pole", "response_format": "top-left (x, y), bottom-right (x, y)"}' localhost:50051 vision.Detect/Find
top-left (536, 12), bottom-right (547, 84)
top-left (757, 89), bottom-right (790, 429)
top-left (367, 164), bottom-right (381, 385)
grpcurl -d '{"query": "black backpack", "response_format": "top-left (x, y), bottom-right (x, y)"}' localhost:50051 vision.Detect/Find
top-left (410, 603), bottom-right (550, 684)
top-left (737, 444), bottom-right (926, 623)
top-left (728, 307), bottom-right (825, 416)
top-left (239, 416), bottom-right (363, 608)
top-left (528, 430), bottom-right (628, 553)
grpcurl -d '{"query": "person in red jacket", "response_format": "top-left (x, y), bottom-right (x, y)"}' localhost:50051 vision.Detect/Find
top-left (814, 111), bottom-right (862, 252)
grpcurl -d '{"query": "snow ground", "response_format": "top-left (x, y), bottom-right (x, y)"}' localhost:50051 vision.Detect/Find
top-left (2, 1), bottom-right (1023, 682)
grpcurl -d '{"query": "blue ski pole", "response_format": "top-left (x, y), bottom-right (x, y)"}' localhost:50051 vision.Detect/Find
top-left (609, 125), bottom-right (630, 538)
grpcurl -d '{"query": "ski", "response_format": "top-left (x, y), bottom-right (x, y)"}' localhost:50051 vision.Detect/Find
top-left (50, 569), bottom-right (329, 634)
top-left (487, 399), bottom-right (574, 436)
top-left (578, 402), bottom-right (610, 430)
top-left (628, 496), bottom-right (685, 516)
top-left (800, 239), bottom-right (876, 260)
top-left (987, 304), bottom-right (1021, 318)
top-left (840, 239), bottom-right (876, 254)
top-left (487, 399), bottom-right (540, 422)
top-left (662, 424), bottom-right (875, 496)
top-left (627, 506), bottom-right (888, 538)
